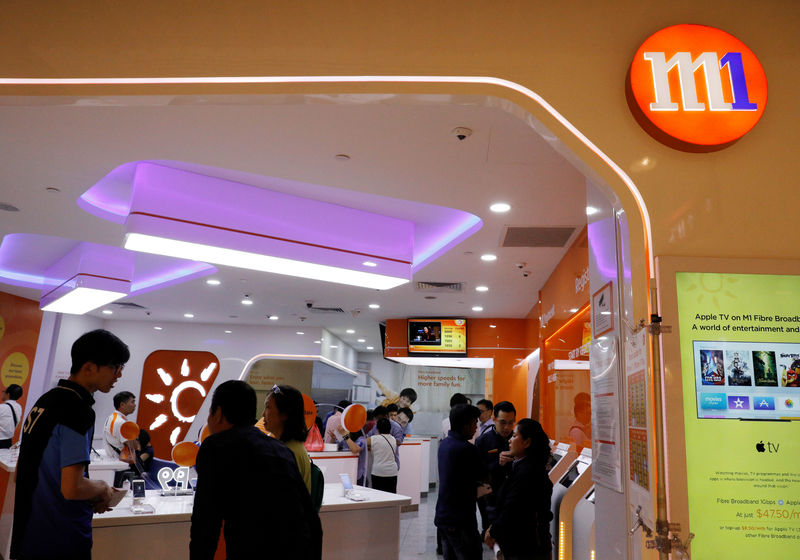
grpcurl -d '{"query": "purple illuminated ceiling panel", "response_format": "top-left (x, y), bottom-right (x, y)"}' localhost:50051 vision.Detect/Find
top-left (0, 234), bottom-right (216, 297)
top-left (79, 160), bottom-right (482, 275)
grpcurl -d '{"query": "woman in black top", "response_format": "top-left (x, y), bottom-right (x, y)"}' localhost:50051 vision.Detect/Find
top-left (485, 418), bottom-right (553, 560)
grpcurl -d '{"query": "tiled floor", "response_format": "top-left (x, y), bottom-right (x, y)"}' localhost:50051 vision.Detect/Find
top-left (398, 487), bottom-right (496, 559)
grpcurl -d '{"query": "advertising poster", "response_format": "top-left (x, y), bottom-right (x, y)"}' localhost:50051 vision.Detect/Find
top-left (676, 272), bottom-right (800, 559)
top-left (590, 336), bottom-right (623, 492)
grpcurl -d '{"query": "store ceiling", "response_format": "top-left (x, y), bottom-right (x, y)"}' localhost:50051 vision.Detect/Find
top-left (0, 93), bottom-right (588, 352)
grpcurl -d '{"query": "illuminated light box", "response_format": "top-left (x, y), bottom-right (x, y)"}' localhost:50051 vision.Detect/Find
top-left (79, 161), bottom-right (483, 289)
top-left (39, 242), bottom-right (132, 315)
top-left (0, 234), bottom-right (217, 314)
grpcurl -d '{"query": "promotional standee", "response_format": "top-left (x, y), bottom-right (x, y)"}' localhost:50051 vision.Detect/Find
top-left (676, 272), bottom-right (800, 559)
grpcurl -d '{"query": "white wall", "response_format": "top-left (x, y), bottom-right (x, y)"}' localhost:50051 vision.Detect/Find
top-left (29, 316), bottom-right (360, 446)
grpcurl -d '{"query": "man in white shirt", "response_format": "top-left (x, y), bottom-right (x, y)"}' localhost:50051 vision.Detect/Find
top-left (471, 399), bottom-right (495, 443)
top-left (103, 391), bottom-right (138, 486)
top-left (0, 384), bottom-right (23, 448)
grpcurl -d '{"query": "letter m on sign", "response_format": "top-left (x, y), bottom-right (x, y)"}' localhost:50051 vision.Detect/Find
top-left (643, 51), bottom-right (757, 112)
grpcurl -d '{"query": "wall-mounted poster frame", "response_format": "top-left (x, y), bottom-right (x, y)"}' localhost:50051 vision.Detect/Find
top-left (592, 281), bottom-right (614, 338)
top-left (657, 256), bottom-right (800, 560)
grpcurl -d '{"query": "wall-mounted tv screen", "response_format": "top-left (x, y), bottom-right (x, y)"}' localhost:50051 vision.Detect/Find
top-left (693, 340), bottom-right (800, 420)
top-left (408, 318), bottom-right (467, 356)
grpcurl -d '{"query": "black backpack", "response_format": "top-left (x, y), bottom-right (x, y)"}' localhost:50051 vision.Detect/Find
top-left (309, 458), bottom-right (324, 512)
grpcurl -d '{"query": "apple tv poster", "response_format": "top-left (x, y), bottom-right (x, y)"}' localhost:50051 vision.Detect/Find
top-left (694, 341), bottom-right (799, 420)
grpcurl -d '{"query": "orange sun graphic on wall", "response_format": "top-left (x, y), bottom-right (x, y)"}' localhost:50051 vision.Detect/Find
top-left (138, 350), bottom-right (220, 459)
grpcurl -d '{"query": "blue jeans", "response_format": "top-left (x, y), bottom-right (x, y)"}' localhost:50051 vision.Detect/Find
top-left (439, 526), bottom-right (482, 560)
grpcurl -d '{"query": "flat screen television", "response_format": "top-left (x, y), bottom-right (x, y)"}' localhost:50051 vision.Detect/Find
top-left (407, 318), bottom-right (467, 356)
top-left (693, 340), bottom-right (800, 420)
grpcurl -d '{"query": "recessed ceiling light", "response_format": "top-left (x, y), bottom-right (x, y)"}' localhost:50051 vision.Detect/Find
top-left (424, 296), bottom-right (437, 300)
top-left (102, 309), bottom-right (113, 315)
top-left (569, 308), bottom-right (579, 313)
top-left (475, 285), bottom-right (489, 292)
top-left (489, 202), bottom-right (511, 213)
top-left (357, 338), bottom-right (366, 343)
top-left (480, 254), bottom-right (497, 262)
top-left (184, 313), bottom-right (194, 318)
top-left (0, 202), bottom-right (20, 212)
top-left (489, 324), bottom-right (497, 328)
top-left (330, 345), bottom-right (338, 349)
top-left (46, 187), bottom-right (61, 193)
top-left (268, 315), bottom-right (279, 320)
top-left (334, 154), bottom-right (351, 161)
top-left (586, 206), bottom-right (600, 216)
top-left (154, 326), bottom-right (163, 330)
top-left (346, 329), bottom-right (355, 334)
top-left (206, 279), bottom-right (221, 286)
top-left (472, 306), bottom-right (484, 312)
top-left (314, 340), bottom-right (321, 344)
top-left (224, 330), bottom-right (232, 334)
top-left (366, 346), bottom-right (374, 350)
top-left (296, 331), bottom-right (304, 335)
top-left (368, 303), bottom-right (380, 309)
top-left (362, 261), bottom-right (378, 267)
top-left (241, 297), bottom-right (254, 305)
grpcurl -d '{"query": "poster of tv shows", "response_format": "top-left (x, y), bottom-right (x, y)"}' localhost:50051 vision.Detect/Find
top-left (694, 340), bottom-right (800, 420)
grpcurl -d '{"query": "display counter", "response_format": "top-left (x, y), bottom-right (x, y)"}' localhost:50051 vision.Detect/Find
top-left (309, 450), bottom-right (358, 483)
top-left (397, 440), bottom-right (422, 509)
top-left (92, 484), bottom-right (410, 560)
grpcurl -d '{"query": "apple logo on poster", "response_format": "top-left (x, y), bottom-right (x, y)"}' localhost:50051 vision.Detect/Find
top-left (756, 441), bottom-right (766, 453)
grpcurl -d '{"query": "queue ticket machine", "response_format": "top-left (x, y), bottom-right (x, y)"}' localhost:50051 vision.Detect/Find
top-left (547, 441), bottom-right (577, 484)
top-left (571, 486), bottom-right (596, 560)
top-left (550, 448), bottom-right (592, 560)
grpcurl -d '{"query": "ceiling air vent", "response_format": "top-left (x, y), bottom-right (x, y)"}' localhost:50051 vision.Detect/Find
top-left (500, 226), bottom-right (575, 248)
top-left (415, 281), bottom-right (463, 293)
top-left (307, 304), bottom-right (345, 314)
top-left (111, 301), bottom-right (147, 309)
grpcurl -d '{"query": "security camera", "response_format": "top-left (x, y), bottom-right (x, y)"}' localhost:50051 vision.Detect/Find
top-left (451, 127), bottom-right (473, 141)
top-left (306, 302), bottom-right (313, 309)
top-left (514, 262), bottom-right (527, 269)
top-left (522, 270), bottom-right (531, 278)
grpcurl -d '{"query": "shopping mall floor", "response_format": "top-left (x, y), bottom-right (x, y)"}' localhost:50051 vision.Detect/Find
top-left (399, 486), bottom-right (496, 560)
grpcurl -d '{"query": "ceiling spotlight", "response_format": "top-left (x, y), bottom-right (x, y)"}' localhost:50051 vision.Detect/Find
top-left (586, 206), bottom-right (600, 216)
top-left (184, 313), bottom-right (194, 318)
top-left (475, 285), bottom-right (489, 292)
top-left (224, 330), bottom-right (232, 334)
top-left (206, 279), bottom-right (221, 286)
top-left (102, 309), bottom-right (113, 315)
top-left (314, 340), bottom-right (321, 344)
top-left (369, 303), bottom-right (380, 309)
top-left (362, 261), bottom-right (378, 267)
top-left (480, 254), bottom-right (497, 262)
top-left (346, 329), bottom-right (355, 334)
top-left (241, 297), bottom-right (254, 305)
top-left (366, 346), bottom-right (374, 350)
top-left (154, 326), bottom-right (163, 330)
top-left (330, 345), bottom-right (338, 349)
top-left (569, 308), bottom-right (579, 313)
top-left (357, 338), bottom-right (366, 343)
top-left (472, 306), bottom-right (484, 312)
top-left (489, 324), bottom-right (497, 328)
top-left (296, 331), bottom-right (304, 335)
top-left (268, 315), bottom-right (279, 320)
top-left (489, 202), bottom-right (511, 213)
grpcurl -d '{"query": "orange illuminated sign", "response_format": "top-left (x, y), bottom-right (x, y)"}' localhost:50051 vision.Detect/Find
top-left (629, 24), bottom-right (767, 149)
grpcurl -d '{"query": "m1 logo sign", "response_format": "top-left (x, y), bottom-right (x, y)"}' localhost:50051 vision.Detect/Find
top-left (628, 24), bottom-right (767, 151)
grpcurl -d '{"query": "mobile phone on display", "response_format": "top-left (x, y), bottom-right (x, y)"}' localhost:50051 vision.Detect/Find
top-left (339, 473), bottom-right (354, 490)
top-left (132, 479), bottom-right (146, 499)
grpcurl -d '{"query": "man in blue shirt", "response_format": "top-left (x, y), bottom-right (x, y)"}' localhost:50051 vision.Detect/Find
top-left (12, 329), bottom-right (130, 560)
top-left (475, 400), bottom-right (517, 538)
top-left (435, 403), bottom-right (487, 560)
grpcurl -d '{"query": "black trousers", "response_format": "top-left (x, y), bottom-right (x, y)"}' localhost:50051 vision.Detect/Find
top-left (0, 438), bottom-right (12, 449)
top-left (371, 474), bottom-right (397, 493)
